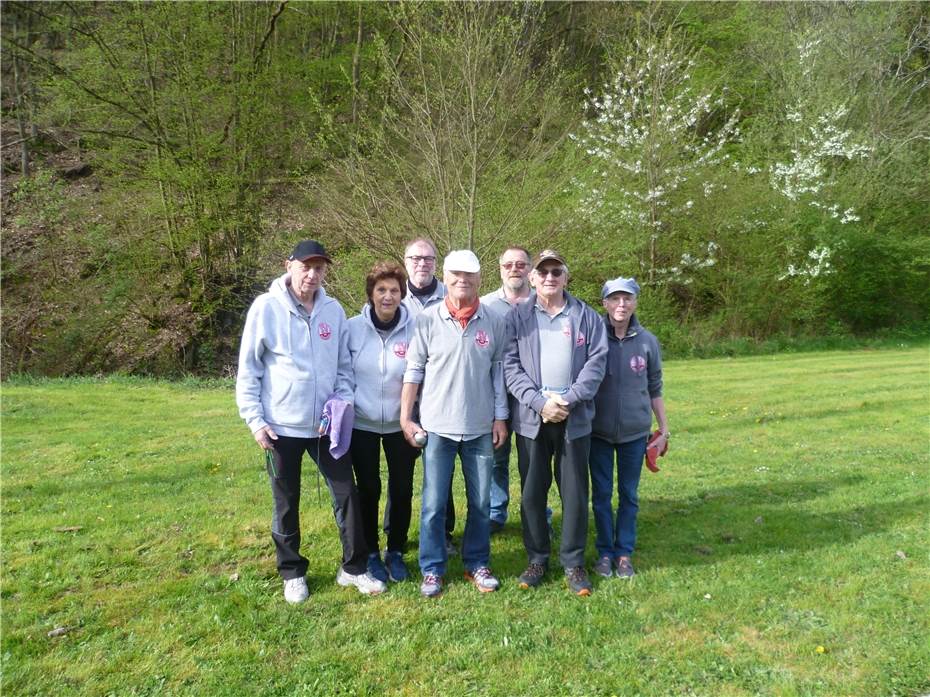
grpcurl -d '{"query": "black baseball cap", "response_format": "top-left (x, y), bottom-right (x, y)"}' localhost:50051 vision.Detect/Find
top-left (288, 240), bottom-right (331, 262)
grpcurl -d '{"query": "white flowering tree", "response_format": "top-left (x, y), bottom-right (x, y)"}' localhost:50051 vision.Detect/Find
top-left (768, 33), bottom-right (872, 285)
top-left (570, 33), bottom-right (740, 283)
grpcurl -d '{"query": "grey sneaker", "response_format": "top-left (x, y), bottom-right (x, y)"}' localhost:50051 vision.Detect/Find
top-left (464, 566), bottom-right (499, 593)
top-left (615, 557), bottom-right (636, 579)
top-left (283, 576), bottom-right (309, 604)
top-left (565, 566), bottom-right (592, 596)
top-left (517, 562), bottom-right (546, 589)
top-left (420, 573), bottom-right (443, 598)
top-left (593, 555), bottom-right (613, 578)
top-left (336, 568), bottom-right (387, 595)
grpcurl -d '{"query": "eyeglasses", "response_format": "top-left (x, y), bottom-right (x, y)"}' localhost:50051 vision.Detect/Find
top-left (501, 261), bottom-right (528, 270)
top-left (405, 255), bottom-right (436, 265)
top-left (536, 267), bottom-right (564, 278)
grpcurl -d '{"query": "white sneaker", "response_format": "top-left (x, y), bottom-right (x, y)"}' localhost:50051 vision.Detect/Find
top-left (336, 568), bottom-right (387, 595)
top-left (283, 576), bottom-right (309, 604)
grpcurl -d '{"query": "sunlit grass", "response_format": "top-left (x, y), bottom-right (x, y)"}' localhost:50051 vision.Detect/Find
top-left (2, 347), bottom-right (928, 696)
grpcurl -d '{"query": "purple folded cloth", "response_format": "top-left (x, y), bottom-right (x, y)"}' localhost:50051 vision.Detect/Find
top-left (320, 396), bottom-right (354, 460)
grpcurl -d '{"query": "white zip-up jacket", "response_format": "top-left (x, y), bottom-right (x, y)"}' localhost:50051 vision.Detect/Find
top-left (236, 274), bottom-right (353, 438)
top-left (346, 305), bottom-right (414, 434)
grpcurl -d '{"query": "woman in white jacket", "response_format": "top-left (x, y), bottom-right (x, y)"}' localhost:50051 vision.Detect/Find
top-left (347, 261), bottom-right (419, 583)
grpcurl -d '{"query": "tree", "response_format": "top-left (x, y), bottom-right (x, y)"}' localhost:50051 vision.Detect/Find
top-left (313, 1), bottom-right (573, 275)
top-left (570, 29), bottom-right (739, 284)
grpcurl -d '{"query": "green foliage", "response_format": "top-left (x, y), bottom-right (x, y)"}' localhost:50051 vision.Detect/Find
top-left (1, 2), bottom-right (927, 375)
top-left (2, 348), bottom-right (928, 694)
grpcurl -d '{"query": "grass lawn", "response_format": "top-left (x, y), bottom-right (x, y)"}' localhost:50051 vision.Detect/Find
top-left (2, 346), bottom-right (928, 696)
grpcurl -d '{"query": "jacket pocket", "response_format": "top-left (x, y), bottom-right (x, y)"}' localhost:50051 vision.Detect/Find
top-left (265, 378), bottom-right (316, 427)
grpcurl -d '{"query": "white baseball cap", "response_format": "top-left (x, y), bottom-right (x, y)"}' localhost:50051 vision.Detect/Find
top-left (443, 249), bottom-right (481, 273)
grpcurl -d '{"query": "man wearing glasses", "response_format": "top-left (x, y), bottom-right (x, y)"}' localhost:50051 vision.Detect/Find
top-left (402, 238), bottom-right (446, 318)
top-left (399, 237), bottom-right (458, 556)
top-left (480, 246), bottom-right (533, 533)
top-left (504, 250), bottom-right (607, 596)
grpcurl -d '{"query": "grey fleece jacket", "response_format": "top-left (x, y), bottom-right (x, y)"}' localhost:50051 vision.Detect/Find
top-left (236, 274), bottom-right (353, 439)
top-left (504, 291), bottom-right (608, 441)
top-left (591, 314), bottom-right (663, 444)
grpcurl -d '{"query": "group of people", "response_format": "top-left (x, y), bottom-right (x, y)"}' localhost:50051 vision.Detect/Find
top-left (235, 237), bottom-right (669, 603)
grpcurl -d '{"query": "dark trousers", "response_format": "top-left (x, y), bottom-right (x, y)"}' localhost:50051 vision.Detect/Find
top-left (267, 435), bottom-right (367, 579)
top-left (349, 429), bottom-right (418, 554)
top-left (384, 473), bottom-right (456, 540)
top-left (516, 424), bottom-right (591, 569)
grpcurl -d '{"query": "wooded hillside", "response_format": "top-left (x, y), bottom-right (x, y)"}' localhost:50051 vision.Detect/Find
top-left (2, 2), bottom-right (928, 376)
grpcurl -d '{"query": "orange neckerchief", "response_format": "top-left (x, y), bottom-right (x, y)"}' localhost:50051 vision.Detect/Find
top-left (445, 295), bottom-right (479, 329)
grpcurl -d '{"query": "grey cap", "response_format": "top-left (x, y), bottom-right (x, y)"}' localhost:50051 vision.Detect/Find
top-left (601, 276), bottom-right (640, 298)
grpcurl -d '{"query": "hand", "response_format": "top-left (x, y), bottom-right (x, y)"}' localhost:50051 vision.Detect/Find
top-left (402, 420), bottom-right (427, 449)
top-left (492, 419), bottom-right (508, 449)
top-left (253, 426), bottom-right (278, 450)
top-left (540, 392), bottom-right (569, 423)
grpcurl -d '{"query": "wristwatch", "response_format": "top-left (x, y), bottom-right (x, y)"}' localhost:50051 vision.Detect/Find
top-left (661, 431), bottom-right (671, 439)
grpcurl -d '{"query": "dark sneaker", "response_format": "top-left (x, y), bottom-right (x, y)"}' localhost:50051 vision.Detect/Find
top-left (383, 551), bottom-right (409, 582)
top-left (367, 552), bottom-right (389, 584)
top-left (593, 555), bottom-right (613, 578)
top-left (489, 519), bottom-right (505, 534)
top-left (420, 573), bottom-right (443, 598)
top-left (517, 562), bottom-right (547, 589)
top-left (565, 566), bottom-right (592, 596)
top-left (615, 557), bottom-right (636, 579)
top-left (464, 566), bottom-right (500, 593)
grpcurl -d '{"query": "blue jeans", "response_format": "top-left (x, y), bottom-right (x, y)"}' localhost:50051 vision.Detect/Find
top-left (489, 433), bottom-right (511, 524)
top-left (418, 433), bottom-right (494, 576)
top-left (589, 435), bottom-right (647, 558)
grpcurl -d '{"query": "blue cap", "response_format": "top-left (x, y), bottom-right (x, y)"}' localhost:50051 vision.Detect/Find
top-left (601, 276), bottom-right (640, 299)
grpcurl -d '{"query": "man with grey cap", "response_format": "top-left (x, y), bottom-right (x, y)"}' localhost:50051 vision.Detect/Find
top-left (400, 249), bottom-right (509, 598)
top-left (236, 240), bottom-right (387, 603)
top-left (504, 249), bottom-right (607, 596)
top-left (589, 276), bottom-right (668, 580)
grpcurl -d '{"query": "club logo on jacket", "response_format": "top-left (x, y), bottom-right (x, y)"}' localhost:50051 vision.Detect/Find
top-left (393, 341), bottom-right (408, 358)
top-left (630, 354), bottom-right (646, 374)
top-left (576, 330), bottom-right (586, 347)
top-left (475, 330), bottom-right (490, 348)
top-left (318, 322), bottom-right (332, 340)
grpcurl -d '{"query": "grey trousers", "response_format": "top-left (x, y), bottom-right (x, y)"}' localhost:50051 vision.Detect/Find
top-left (516, 424), bottom-right (591, 569)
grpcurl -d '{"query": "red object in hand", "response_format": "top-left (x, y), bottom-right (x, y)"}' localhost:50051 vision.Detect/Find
top-left (645, 430), bottom-right (668, 473)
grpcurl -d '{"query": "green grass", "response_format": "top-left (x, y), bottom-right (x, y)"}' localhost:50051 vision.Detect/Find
top-left (2, 347), bottom-right (928, 696)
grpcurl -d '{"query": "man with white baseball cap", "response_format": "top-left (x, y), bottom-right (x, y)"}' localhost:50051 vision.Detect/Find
top-left (400, 249), bottom-right (509, 597)
top-left (589, 276), bottom-right (669, 580)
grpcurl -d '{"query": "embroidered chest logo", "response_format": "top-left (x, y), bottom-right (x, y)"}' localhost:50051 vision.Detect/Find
top-left (393, 341), bottom-right (408, 358)
top-left (475, 330), bottom-right (490, 348)
top-left (318, 322), bottom-right (332, 340)
top-left (630, 355), bottom-right (646, 374)
top-left (575, 330), bottom-right (586, 347)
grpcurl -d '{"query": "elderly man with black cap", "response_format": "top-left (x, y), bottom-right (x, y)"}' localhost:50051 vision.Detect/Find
top-left (589, 276), bottom-right (668, 580)
top-left (400, 249), bottom-right (509, 598)
top-left (236, 240), bottom-right (387, 604)
top-left (504, 249), bottom-right (607, 596)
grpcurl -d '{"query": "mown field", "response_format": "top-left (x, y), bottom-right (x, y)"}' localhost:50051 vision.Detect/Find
top-left (2, 346), bottom-right (928, 696)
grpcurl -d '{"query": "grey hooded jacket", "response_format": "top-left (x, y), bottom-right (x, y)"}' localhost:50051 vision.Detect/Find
top-left (591, 314), bottom-right (663, 444)
top-left (504, 291), bottom-right (608, 440)
top-left (236, 274), bottom-right (353, 439)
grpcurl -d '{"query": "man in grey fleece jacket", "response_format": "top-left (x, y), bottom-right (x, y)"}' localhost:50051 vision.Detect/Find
top-left (504, 250), bottom-right (607, 596)
top-left (236, 240), bottom-right (386, 603)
